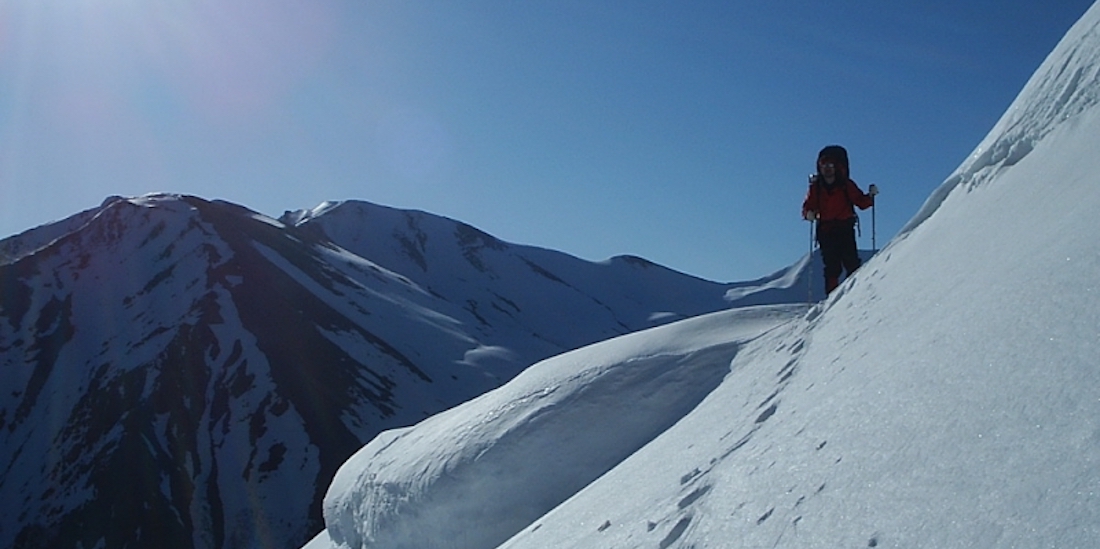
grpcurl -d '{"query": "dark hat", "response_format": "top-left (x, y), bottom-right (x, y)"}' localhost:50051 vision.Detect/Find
top-left (817, 145), bottom-right (849, 177)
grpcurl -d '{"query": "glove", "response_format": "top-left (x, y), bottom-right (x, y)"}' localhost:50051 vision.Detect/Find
top-left (868, 184), bottom-right (879, 196)
top-left (803, 210), bottom-right (818, 221)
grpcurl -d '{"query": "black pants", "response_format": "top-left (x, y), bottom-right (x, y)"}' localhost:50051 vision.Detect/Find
top-left (817, 218), bottom-right (860, 293)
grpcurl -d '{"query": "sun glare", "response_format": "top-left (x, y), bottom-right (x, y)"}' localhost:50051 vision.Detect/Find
top-left (1, 0), bottom-right (336, 124)
top-left (0, 0), bottom-right (341, 226)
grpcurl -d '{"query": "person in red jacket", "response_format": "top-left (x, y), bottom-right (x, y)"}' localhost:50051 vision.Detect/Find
top-left (802, 145), bottom-right (878, 295)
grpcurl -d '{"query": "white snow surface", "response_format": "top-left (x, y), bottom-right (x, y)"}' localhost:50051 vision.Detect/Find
top-left (306, 4), bottom-right (1100, 548)
top-left (319, 305), bottom-right (802, 549)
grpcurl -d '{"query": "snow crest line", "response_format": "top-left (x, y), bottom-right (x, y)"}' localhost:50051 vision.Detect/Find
top-left (899, 4), bottom-right (1100, 239)
top-left (320, 306), bottom-right (800, 549)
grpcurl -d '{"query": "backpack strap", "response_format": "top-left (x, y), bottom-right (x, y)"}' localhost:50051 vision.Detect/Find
top-left (815, 176), bottom-right (862, 235)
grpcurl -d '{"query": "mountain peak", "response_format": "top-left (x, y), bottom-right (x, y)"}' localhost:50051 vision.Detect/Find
top-left (3, 190), bottom-right (818, 549)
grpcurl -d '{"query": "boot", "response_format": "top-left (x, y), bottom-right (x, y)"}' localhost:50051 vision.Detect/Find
top-left (825, 276), bottom-right (840, 294)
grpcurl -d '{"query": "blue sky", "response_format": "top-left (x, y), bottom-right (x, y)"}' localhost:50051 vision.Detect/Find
top-left (0, 1), bottom-right (1094, 282)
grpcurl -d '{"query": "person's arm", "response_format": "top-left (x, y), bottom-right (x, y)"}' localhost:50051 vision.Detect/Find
top-left (848, 180), bottom-right (875, 210)
top-left (802, 181), bottom-right (819, 220)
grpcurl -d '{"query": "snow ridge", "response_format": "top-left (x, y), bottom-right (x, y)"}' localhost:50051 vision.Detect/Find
top-left (901, 1), bottom-right (1100, 237)
top-left (320, 305), bottom-right (803, 549)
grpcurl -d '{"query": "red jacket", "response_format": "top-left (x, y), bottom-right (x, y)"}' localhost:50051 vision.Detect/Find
top-left (802, 177), bottom-right (874, 222)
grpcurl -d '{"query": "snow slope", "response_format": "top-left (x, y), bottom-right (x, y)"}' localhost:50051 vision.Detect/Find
top-left (319, 305), bottom-right (802, 549)
top-left (304, 2), bottom-right (1100, 548)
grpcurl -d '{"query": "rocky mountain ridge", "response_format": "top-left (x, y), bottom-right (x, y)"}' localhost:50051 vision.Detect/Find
top-left (0, 194), bottom-right (802, 549)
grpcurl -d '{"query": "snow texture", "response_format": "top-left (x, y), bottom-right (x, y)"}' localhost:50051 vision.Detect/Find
top-left (305, 3), bottom-right (1100, 548)
top-left (321, 305), bottom-right (801, 549)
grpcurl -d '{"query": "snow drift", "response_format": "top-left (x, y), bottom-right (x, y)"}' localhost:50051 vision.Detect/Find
top-left (305, 3), bottom-right (1100, 548)
top-left (320, 305), bottom-right (802, 549)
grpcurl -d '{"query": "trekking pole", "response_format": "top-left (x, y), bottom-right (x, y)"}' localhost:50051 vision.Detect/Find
top-left (807, 217), bottom-right (814, 306)
top-left (871, 193), bottom-right (877, 252)
top-left (806, 173), bottom-right (817, 307)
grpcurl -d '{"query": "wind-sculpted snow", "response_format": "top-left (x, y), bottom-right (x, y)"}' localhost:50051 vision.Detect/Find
top-left (901, 2), bottom-right (1100, 237)
top-left (316, 305), bottom-right (802, 549)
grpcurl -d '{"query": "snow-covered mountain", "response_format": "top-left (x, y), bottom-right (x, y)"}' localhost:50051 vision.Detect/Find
top-left (306, 3), bottom-right (1100, 549)
top-left (0, 195), bottom-right (817, 549)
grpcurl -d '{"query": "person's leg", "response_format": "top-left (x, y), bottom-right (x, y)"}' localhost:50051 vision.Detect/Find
top-left (839, 222), bottom-right (862, 280)
top-left (818, 231), bottom-right (843, 294)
